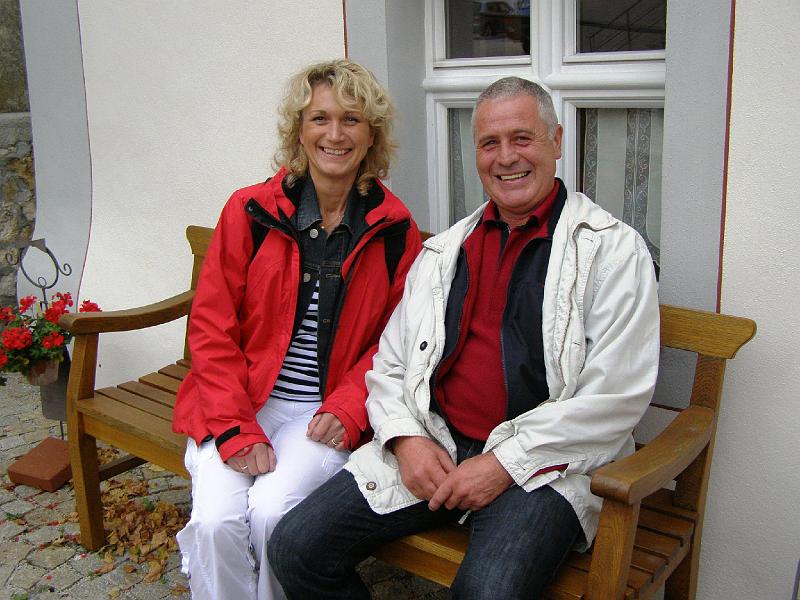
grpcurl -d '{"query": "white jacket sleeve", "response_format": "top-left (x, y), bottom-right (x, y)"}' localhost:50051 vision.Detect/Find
top-left (364, 255), bottom-right (433, 447)
top-left (491, 233), bottom-right (660, 489)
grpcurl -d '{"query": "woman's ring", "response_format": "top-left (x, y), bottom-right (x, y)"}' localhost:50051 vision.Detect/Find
top-left (329, 438), bottom-right (338, 446)
top-left (241, 465), bottom-right (248, 471)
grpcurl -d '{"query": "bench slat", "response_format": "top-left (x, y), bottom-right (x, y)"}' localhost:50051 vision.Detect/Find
top-left (139, 372), bottom-right (182, 394)
top-left (80, 395), bottom-right (184, 456)
top-left (96, 386), bottom-right (176, 421)
top-left (638, 507), bottom-right (695, 545)
top-left (117, 380), bottom-right (178, 408)
top-left (158, 363), bottom-right (190, 380)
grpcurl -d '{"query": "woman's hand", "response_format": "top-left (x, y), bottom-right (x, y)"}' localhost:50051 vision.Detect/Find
top-left (307, 412), bottom-right (348, 451)
top-left (226, 442), bottom-right (276, 475)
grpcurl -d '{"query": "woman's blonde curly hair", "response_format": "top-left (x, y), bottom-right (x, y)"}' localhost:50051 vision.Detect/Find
top-left (273, 59), bottom-right (397, 196)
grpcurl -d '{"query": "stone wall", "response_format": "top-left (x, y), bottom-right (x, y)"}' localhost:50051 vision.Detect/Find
top-left (0, 0), bottom-right (34, 308)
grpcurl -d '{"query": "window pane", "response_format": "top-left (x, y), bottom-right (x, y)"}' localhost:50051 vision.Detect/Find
top-left (448, 107), bottom-right (485, 223)
top-left (446, 0), bottom-right (531, 59)
top-left (577, 0), bottom-right (666, 53)
top-left (578, 107), bottom-right (663, 269)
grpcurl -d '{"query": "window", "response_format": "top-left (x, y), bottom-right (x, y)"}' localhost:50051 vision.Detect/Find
top-left (425, 0), bottom-right (666, 269)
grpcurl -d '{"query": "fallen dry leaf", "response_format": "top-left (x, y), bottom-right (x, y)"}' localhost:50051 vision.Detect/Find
top-left (170, 584), bottom-right (190, 596)
top-left (93, 476), bottom-right (188, 584)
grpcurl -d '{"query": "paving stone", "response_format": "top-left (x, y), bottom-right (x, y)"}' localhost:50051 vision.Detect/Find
top-left (69, 551), bottom-right (105, 576)
top-left (27, 546), bottom-right (75, 570)
top-left (20, 525), bottom-right (64, 547)
top-left (8, 562), bottom-right (47, 590)
top-left (0, 541), bottom-right (33, 586)
top-left (0, 519), bottom-right (26, 541)
top-left (0, 586), bottom-right (29, 600)
top-left (41, 561), bottom-right (82, 592)
top-left (1, 498), bottom-right (36, 516)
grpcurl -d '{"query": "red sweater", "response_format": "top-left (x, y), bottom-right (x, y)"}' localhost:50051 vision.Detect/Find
top-left (436, 183), bottom-right (558, 440)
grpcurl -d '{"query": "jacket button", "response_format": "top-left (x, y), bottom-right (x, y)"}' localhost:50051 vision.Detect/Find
top-left (309, 229), bottom-right (319, 239)
top-left (303, 272), bottom-right (312, 283)
top-left (366, 481), bottom-right (377, 491)
top-left (419, 341), bottom-right (428, 351)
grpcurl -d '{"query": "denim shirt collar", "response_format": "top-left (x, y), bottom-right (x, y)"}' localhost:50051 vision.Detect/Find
top-left (294, 177), bottom-right (363, 234)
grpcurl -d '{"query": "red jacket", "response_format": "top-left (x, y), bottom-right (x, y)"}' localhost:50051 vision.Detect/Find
top-left (173, 168), bottom-right (421, 461)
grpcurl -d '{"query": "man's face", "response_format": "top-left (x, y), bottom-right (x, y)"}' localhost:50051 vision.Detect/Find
top-left (473, 94), bottom-right (563, 225)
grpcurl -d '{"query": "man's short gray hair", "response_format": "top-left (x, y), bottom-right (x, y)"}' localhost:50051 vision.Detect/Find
top-left (472, 77), bottom-right (559, 138)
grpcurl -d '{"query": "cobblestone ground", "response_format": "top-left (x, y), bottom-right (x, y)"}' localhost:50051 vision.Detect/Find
top-left (0, 373), bottom-right (449, 599)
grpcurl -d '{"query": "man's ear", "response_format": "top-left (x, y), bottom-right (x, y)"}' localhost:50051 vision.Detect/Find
top-left (552, 124), bottom-right (564, 159)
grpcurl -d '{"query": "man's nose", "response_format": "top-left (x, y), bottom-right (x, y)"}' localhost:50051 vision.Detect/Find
top-left (498, 141), bottom-right (518, 165)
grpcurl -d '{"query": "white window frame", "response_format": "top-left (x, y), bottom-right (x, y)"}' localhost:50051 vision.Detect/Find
top-left (423, 0), bottom-right (666, 232)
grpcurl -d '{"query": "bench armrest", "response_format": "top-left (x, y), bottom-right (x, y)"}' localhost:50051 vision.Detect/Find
top-left (60, 290), bottom-right (195, 334)
top-left (590, 405), bottom-right (715, 505)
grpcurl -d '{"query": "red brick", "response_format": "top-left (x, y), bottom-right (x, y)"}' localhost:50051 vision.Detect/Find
top-left (7, 437), bottom-right (71, 492)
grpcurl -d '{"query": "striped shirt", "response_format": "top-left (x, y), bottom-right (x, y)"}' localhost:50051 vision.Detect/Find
top-left (270, 282), bottom-right (321, 402)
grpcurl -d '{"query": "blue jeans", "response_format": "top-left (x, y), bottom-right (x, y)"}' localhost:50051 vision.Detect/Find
top-left (268, 431), bottom-right (582, 599)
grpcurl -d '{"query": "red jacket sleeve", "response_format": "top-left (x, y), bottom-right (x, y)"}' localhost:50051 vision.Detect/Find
top-left (188, 192), bottom-right (270, 460)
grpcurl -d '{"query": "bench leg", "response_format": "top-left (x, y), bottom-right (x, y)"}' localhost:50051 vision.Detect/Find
top-left (69, 420), bottom-right (106, 550)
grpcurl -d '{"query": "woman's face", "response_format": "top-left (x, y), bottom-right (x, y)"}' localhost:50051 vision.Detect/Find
top-left (299, 84), bottom-right (374, 190)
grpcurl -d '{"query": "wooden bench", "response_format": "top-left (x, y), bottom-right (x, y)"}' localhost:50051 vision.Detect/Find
top-left (62, 225), bottom-right (756, 599)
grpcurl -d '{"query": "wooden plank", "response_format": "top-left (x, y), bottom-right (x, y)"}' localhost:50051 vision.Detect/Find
top-left (138, 372), bottom-right (182, 394)
top-left (642, 488), bottom-right (699, 522)
top-left (544, 564), bottom-right (588, 600)
top-left (98, 455), bottom-right (147, 481)
top-left (659, 305), bottom-right (755, 359)
top-left (158, 363), bottom-right (190, 380)
top-left (117, 380), bottom-right (178, 408)
top-left (79, 396), bottom-right (186, 457)
top-left (633, 528), bottom-right (681, 562)
top-left (84, 415), bottom-right (188, 477)
top-left (96, 387), bottom-right (175, 421)
top-left (177, 358), bottom-right (192, 369)
top-left (638, 508), bottom-right (695, 545)
top-left (372, 545), bottom-right (458, 588)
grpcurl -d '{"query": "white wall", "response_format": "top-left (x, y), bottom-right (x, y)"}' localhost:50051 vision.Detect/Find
top-left (703, 1), bottom-right (800, 598)
top-left (75, 1), bottom-right (345, 386)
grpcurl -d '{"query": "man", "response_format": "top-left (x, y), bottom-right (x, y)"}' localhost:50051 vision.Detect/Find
top-left (269, 77), bottom-right (660, 599)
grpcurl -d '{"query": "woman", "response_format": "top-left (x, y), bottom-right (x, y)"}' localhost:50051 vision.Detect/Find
top-left (173, 59), bottom-right (421, 600)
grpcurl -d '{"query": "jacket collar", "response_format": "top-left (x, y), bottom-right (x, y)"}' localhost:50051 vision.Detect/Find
top-left (248, 167), bottom-right (411, 227)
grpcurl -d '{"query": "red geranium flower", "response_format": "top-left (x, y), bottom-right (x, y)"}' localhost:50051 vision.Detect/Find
top-left (0, 307), bottom-right (13, 323)
top-left (18, 295), bottom-right (37, 313)
top-left (53, 292), bottom-right (73, 307)
top-left (0, 352), bottom-right (7, 369)
top-left (2, 327), bottom-right (33, 350)
top-left (45, 304), bottom-right (68, 324)
top-left (42, 332), bottom-right (65, 349)
top-left (79, 300), bottom-right (101, 313)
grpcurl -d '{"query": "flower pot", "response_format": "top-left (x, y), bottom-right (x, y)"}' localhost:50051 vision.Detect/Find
top-left (40, 355), bottom-right (70, 421)
top-left (25, 359), bottom-right (60, 386)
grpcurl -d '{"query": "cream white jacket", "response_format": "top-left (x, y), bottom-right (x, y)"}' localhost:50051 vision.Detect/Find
top-left (344, 190), bottom-right (660, 546)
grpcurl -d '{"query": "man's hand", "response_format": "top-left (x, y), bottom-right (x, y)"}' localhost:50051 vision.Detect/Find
top-left (307, 412), bottom-right (348, 451)
top-left (428, 451), bottom-right (513, 511)
top-left (392, 436), bottom-right (456, 501)
top-left (226, 442), bottom-right (276, 475)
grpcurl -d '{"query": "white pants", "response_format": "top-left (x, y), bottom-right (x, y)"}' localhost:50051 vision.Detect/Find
top-left (176, 398), bottom-right (349, 600)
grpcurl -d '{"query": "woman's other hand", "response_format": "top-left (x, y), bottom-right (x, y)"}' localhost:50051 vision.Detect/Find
top-left (226, 442), bottom-right (276, 475)
top-left (307, 412), bottom-right (348, 451)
